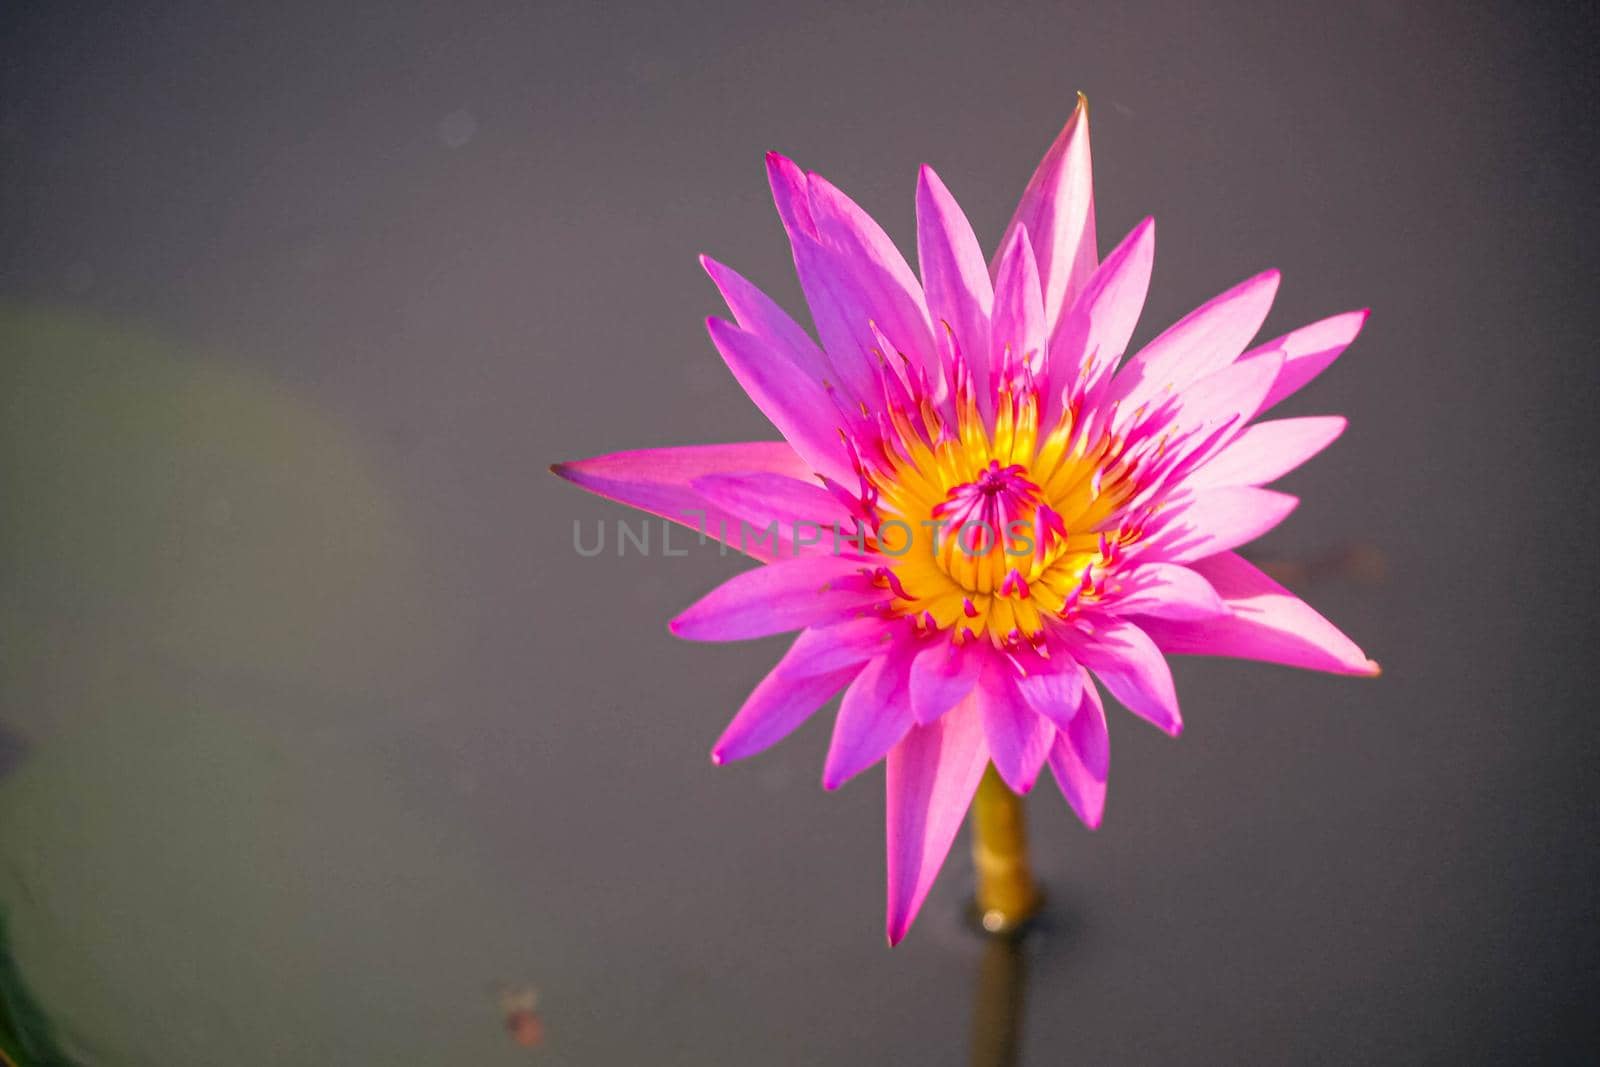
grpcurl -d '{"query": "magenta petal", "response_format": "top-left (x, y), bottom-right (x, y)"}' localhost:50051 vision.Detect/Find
top-left (690, 471), bottom-right (853, 551)
top-left (995, 97), bottom-right (1097, 335)
top-left (885, 700), bottom-right (990, 945)
top-left (1011, 647), bottom-right (1085, 732)
top-left (669, 557), bottom-right (872, 642)
top-left (552, 441), bottom-right (812, 562)
top-left (1074, 618), bottom-right (1183, 736)
top-left (1051, 216), bottom-right (1155, 390)
top-left (705, 317), bottom-right (854, 484)
top-left (1160, 351), bottom-right (1284, 435)
top-left (772, 618), bottom-right (891, 680)
top-left (805, 173), bottom-right (936, 365)
top-left (908, 639), bottom-right (983, 725)
top-left (1246, 309), bottom-right (1369, 414)
top-left (1115, 562), bottom-right (1229, 620)
top-left (1046, 680), bottom-right (1109, 829)
top-left (786, 236), bottom-right (884, 403)
top-left (822, 645), bottom-right (917, 790)
top-left (977, 661), bottom-right (1053, 794)
top-left (712, 639), bottom-right (865, 765)
top-left (1068, 677), bottom-right (1110, 779)
top-left (700, 256), bottom-right (831, 382)
top-left (1188, 416), bottom-right (1348, 489)
top-left (1142, 486), bottom-right (1299, 564)
top-left (1141, 552), bottom-right (1379, 676)
top-left (1113, 270), bottom-right (1280, 417)
top-left (916, 165), bottom-right (993, 398)
top-left (767, 157), bottom-right (937, 389)
top-left (990, 225), bottom-right (1049, 379)
top-left (766, 151), bottom-right (818, 240)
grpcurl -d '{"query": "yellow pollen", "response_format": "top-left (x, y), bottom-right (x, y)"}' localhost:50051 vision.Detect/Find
top-left (868, 382), bottom-right (1141, 645)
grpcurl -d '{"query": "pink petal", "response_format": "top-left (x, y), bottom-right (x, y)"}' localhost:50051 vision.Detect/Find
top-left (766, 154), bottom-right (937, 390)
top-left (669, 556), bottom-right (873, 642)
top-left (1068, 676), bottom-right (1110, 779)
top-left (995, 96), bottom-right (1097, 336)
top-left (908, 638), bottom-right (983, 725)
top-left (916, 165), bottom-right (993, 400)
top-left (977, 658), bottom-right (1053, 794)
top-left (1010, 646), bottom-right (1085, 732)
top-left (786, 236), bottom-right (886, 402)
top-left (822, 644), bottom-right (917, 789)
top-left (1187, 416), bottom-right (1348, 489)
top-left (885, 699), bottom-right (990, 945)
top-left (1142, 486), bottom-right (1299, 564)
top-left (690, 471), bottom-right (854, 553)
top-left (551, 441), bottom-right (812, 562)
top-left (1115, 562), bottom-right (1229, 620)
top-left (1046, 679), bottom-right (1109, 829)
top-left (765, 151), bottom-right (818, 240)
top-left (1113, 270), bottom-right (1280, 417)
top-left (805, 172), bottom-right (935, 364)
top-left (989, 226), bottom-right (1049, 380)
top-left (1246, 309), bottom-right (1369, 414)
top-left (705, 317), bottom-right (854, 484)
top-left (1131, 352), bottom-right (1285, 471)
top-left (1140, 552), bottom-right (1379, 676)
top-left (1050, 216), bottom-right (1155, 392)
top-left (1074, 617), bottom-right (1183, 736)
top-left (776, 618), bottom-right (895, 680)
top-left (712, 637), bottom-right (866, 765)
top-left (700, 255), bottom-right (832, 385)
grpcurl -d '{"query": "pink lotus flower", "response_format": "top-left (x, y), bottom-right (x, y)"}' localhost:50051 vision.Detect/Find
top-left (553, 97), bottom-right (1377, 945)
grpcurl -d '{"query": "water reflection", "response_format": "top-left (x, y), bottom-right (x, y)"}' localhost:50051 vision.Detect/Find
top-left (968, 932), bottom-right (1029, 1067)
top-left (0, 725), bottom-right (24, 783)
top-left (1249, 543), bottom-right (1387, 588)
top-left (0, 909), bottom-right (85, 1066)
top-left (0, 306), bottom-right (478, 1065)
top-left (495, 985), bottom-right (544, 1051)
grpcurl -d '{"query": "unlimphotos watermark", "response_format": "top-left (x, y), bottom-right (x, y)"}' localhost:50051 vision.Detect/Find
top-left (572, 510), bottom-right (1044, 559)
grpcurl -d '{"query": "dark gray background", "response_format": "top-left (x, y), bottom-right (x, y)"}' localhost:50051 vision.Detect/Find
top-left (1, 1), bottom-right (1596, 1063)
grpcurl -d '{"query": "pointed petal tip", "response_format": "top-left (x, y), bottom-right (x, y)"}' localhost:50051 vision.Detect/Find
top-left (1363, 658), bottom-right (1383, 677)
top-left (915, 163), bottom-right (952, 204)
top-left (1061, 92), bottom-right (1087, 128)
top-left (1001, 219), bottom-right (1033, 255)
top-left (992, 757), bottom-right (1047, 798)
top-left (710, 748), bottom-right (726, 766)
top-left (885, 922), bottom-right (907, 947)
top-left (548, 461), bottom-right (570, 479)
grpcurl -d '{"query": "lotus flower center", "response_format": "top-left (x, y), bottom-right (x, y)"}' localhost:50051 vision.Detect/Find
top-left (861, 376), bottom-right (1138, 646)
top-left (931, 461), bottom-right (1044, 594)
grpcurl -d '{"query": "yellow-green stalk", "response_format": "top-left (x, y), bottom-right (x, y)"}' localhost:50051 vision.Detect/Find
top-left (969, 765), bottom-right (1042, 935)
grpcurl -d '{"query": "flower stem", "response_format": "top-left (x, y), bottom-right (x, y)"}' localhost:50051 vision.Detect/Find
top-left (969, 765), bottom-right (1042, 936)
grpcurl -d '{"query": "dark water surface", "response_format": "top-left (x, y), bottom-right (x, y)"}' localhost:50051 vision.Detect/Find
top-left (1, 2), bottom-right (1596, 1063)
